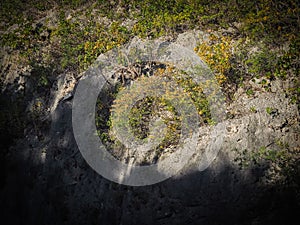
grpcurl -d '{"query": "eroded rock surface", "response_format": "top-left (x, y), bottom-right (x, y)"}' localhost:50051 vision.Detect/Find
top-left (0, 32), bottom-right (299, 225)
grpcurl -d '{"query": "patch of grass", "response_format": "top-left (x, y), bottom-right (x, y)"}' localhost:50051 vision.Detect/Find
top-left (132, 0), bottom-right (203, 38)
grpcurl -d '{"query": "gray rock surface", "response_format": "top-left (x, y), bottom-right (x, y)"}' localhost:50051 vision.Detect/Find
top-left (0, 32), bottom-right (299, 225)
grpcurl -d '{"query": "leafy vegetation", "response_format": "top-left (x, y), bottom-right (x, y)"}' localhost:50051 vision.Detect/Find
top-left (195, 34), bottom-right (232, 85)
top-left (1, 0), bottom-right (299, 75)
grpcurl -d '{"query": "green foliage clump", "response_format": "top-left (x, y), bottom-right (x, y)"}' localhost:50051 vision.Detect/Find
top-left (266, 107), bottom-right (275, 115)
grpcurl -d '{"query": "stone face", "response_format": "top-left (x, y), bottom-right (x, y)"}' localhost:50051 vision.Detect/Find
top-left (0, 31), bottom-right (299, 225)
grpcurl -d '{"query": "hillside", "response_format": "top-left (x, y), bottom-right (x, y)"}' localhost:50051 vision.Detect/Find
top-left (0, 1), bottom-right (299, 225)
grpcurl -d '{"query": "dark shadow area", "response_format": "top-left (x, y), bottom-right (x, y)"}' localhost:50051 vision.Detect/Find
top-left (1, 96), bottom-right (299, 225)
top-left (0, 85), bottom-right (27, 190)
top-left (0, 62), bottom-right (54, 207)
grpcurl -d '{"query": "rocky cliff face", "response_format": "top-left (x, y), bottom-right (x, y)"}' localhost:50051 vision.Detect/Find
top-left (1, 31), bottom-right (299, 225)
top-left (1, 2), bottom-right (300, 224)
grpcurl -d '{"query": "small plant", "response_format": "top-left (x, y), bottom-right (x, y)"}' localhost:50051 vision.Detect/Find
top-left (266, 107), bottom-right (271, 114)
top-left (250, 106), bottom-right (257, 113)
top-left (246, 89), bottom-right (254, 96)
top-left (265, 107), bottom-right (277, 116)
